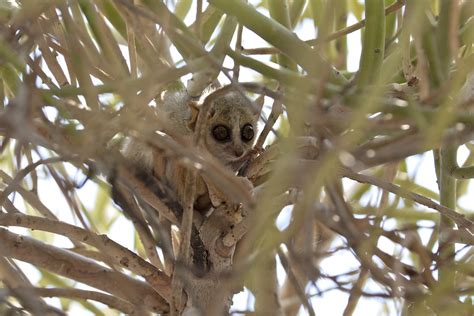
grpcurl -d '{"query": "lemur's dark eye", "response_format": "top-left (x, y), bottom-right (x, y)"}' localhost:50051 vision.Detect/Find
top-left (212, 125), bottom-right (231, 142)
top-left (241, 124), bottom-right (254, 142)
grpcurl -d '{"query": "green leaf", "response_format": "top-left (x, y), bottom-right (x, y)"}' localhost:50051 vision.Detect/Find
top-left (96, 0), bottom-right (127, 39)
top-left (199, 8), bottom-right (224, 43)
top-left (348, 0), bottom-right (364, 21)
top-left (175, 0), bottom-right (193, 20)
top-left (0, 63), bottom-right (19, 97)
top-left (209, 0), bottom-right (345, 82)
top-left (74, 300), bottom-right (105, 316)
top-left (289, 0), bottom-right (307, 28)
top-left (385, 0), bottom-right (397, 39)
top-left (93, 181), bottom-right (111, 227)
top-left (39, 269), bottom-right (72, 287)
top-left (357, 0), bottom-right (385, 87)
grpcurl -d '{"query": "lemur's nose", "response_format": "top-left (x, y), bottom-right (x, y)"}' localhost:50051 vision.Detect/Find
top-left (234, 147), bottom-right (244, 157)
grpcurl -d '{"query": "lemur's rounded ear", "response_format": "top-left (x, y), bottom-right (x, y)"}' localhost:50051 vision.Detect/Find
top-left (187, 100), bottom-right (200, 131)
top-left (253, 95), bottom-right (265, 116)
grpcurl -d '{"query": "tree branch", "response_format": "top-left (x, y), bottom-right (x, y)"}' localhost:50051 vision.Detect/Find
top-left (0, 213), bottom-right (171, 301)
top-left (0, 228), bottom-right (169, 313)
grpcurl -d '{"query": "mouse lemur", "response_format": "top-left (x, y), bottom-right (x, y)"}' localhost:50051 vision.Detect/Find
top-left (121, 87), bottom-right (263, 214)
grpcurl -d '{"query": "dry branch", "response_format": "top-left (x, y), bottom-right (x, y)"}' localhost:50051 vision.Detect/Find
top-left (0, 228), bottom-right (168, 313)
top-left (0, 213), bottom-right (171, 300)
top-left (31, 287), bottom-right (135, 314)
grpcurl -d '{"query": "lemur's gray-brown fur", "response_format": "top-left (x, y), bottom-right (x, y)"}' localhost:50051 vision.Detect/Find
top-left (121, 89), bottom-right (263, 213)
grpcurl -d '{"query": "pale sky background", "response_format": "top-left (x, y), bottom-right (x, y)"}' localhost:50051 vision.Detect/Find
top-left (6, 0), bottom-right (473, 315)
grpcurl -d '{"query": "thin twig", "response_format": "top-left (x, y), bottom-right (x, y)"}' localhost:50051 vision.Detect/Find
top-left (278, 248), bottom-right (316, 316)
top-left (0, 156), bottom-right (68, 207)
top-left (344, 170), bottom-right (474, 234)
top-left (171, 169), bottom-right (196, 314)
top-left (242, 0), bottom-right (406, 55)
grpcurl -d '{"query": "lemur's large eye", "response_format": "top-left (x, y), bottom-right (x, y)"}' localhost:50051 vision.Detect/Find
top-left (212, 125), bottom-right (231, 142)
top-left (241, 124), bottom-right (254, 142)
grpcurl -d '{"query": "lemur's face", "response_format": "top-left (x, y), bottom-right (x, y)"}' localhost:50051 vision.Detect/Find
top-left (204, 93), bottom-right (260, 170)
